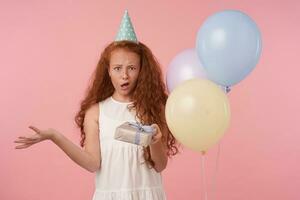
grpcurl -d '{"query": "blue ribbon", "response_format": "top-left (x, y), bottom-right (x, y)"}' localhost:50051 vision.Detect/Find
top-left (128, 122), bottom-right (154, 145)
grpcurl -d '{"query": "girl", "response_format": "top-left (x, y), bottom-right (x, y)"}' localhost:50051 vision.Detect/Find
top-left (14, 12), bottom-right (179, 199)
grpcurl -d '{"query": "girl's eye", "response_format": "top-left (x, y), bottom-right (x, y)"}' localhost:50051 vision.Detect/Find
top-left (129, 67), bottom-right (136, 70)
top-left (114, 67), bottom-right (121, 71)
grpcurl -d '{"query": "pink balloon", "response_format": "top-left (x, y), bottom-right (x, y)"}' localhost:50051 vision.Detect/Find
top-left (166, 49), bottom-right (231, 94)
top-left (166, 49), bottom-right (207, 93)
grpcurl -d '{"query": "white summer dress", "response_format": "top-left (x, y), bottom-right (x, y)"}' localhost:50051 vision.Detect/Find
top-left (92, 96), bottom-right (167, 200)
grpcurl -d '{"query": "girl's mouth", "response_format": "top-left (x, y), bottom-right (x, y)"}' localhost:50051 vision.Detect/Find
top-left (121, 82), bottom-right (130, 90)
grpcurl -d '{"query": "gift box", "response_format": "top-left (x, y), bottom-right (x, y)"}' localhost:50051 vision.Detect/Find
top-left (114, 121), bottom-right (155, 146)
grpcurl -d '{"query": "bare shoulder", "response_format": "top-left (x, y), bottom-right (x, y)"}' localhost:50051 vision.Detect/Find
top-left (85, 103), bottom-right (99, 124)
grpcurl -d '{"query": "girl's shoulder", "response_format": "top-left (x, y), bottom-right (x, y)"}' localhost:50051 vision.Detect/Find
top-left (85, 103), bottom-right (100, 123)
top-left (99, 96), bottom-right (111, 105)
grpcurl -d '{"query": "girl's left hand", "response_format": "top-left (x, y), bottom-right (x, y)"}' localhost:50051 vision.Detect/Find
top-left (150, 124), bottom-right (162, 144)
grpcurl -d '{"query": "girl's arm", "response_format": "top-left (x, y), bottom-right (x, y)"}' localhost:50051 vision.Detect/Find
top-left (51, 103), bottom-right (101, 172)
top-left (14, 104), bottom-right (101, 173)
top-left (149, 124), bottom-right (168, 173)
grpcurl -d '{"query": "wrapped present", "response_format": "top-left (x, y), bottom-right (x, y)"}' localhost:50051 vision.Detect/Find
top-left (114, 121), bottom-right (155, 146)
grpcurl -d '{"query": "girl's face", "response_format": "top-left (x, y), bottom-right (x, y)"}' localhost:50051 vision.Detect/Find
top-left (108, 48), bottom-right (141, 99)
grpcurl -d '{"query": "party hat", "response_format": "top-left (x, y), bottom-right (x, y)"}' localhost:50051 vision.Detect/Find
top-left (115, 10), bottom-right (138, 43)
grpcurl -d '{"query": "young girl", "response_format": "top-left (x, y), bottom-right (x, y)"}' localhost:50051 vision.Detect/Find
top-left (14, 11), bottom-right (179, 200)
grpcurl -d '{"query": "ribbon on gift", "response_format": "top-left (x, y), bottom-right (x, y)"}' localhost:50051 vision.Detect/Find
top-left (128, 122), bottom-right (154, 145)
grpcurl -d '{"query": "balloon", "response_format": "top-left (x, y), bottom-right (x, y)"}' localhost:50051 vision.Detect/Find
top-left (165, 79), bottom-right (231, 152)
top-left (196, 10), bottom-right (262, 86)
top-left (166, 49), bottom-right (206, 93)
top-left (223, 86), bottom-right (231, 93)
top-left (166, 49), bottom-right (231, 94)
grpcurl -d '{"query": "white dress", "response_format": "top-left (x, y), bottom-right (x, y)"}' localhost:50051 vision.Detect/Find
top-left (92, 96), bottom-right (167, 200)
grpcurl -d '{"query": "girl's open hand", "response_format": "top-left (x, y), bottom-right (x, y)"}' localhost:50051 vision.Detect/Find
top-left (14, 126), bottom-right (57, 149)
top-left (150, 124), bottom-right (162, 144)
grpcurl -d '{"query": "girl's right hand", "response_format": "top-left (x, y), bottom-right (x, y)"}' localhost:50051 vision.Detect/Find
top-left (14, 126), bottom-right (58, 149)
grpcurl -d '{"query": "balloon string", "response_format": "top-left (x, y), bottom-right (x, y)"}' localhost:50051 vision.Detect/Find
top-left (201, 153), bottom-right (208, 200)
top-left (211, 142), bottom-right (221, 200)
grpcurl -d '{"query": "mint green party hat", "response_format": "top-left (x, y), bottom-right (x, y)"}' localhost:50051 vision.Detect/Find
top-left (115, 10), bottom-right (138, 43)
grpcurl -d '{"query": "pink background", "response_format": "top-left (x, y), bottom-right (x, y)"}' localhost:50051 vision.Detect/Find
top-left (1, 0), bottom-right (299, 199)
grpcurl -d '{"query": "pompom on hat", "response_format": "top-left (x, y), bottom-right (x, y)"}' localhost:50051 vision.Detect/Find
top-left (115, 10), bottom-right (138, 43)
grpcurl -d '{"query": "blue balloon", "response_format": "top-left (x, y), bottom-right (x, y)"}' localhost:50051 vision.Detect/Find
top-left (196, 10), bottom-right (262, 86)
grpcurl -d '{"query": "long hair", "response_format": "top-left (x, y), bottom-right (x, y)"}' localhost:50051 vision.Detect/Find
top-left (75, 40), bottom-right (179, 168)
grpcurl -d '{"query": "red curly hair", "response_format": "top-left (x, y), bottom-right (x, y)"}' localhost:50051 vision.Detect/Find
top-left (75, 40), bottom-right (179, 168)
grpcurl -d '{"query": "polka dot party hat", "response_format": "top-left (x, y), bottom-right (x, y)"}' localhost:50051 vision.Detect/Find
top-left (115, 10), bottom-right (138, 43)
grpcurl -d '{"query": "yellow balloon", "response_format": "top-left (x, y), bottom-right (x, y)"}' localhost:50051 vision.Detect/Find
top-left (165, 78), bottom-right (231, 152)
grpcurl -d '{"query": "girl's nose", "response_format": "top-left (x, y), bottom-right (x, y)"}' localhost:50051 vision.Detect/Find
top-left (122, 70), bottom-right (129, 79)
